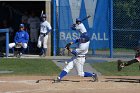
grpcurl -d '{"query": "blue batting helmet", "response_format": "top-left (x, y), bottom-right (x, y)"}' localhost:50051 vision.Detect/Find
top-left (76, 18), bottom-right (81, 22)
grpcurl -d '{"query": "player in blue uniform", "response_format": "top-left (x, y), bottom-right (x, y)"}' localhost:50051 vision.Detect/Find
top-left (9, 24), bottom-right (29, 55)
top-left (53, 18), bottom-right (98, 83)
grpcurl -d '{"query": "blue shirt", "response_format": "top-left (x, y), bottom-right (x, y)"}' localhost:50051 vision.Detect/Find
top-left (14, 30), bottom-right (29, 43)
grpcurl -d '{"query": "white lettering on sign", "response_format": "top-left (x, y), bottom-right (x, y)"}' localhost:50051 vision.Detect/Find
top-left (60, 32), bottom-right (108, 41)
top-left (60, 32), bottom-right (79, 40)
top-left (91, 32), bottom-right (108, 40)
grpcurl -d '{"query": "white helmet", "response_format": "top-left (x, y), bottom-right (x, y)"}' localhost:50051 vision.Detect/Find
top-left (42, 14), bottom-right (46, 18)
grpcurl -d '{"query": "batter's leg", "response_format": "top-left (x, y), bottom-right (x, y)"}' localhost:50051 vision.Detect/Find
top-left (54, 59), bottom-right (74, 83)
top-left (75, 57), bottom-right (98, 82)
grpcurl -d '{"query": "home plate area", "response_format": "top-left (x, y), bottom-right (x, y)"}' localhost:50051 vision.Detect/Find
top-left (0, 76), bottom-right (140, 93)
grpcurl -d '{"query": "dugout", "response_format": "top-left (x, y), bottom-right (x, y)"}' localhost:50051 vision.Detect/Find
top-left (0, 0), bottom-right (52, 56)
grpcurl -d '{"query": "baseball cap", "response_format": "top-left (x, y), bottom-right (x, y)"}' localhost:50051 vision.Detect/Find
top-left (20, 24), bottom-right (24, 27)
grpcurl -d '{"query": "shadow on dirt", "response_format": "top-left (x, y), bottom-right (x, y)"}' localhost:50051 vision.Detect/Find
top-left (35, 78), bottom-right (94, 83)
top-left (105, 77), bottom-right (140, 83)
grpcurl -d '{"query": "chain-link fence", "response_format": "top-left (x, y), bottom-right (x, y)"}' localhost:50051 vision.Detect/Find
top-left (0, 0), bottom-right (140, 58)
top-left (113, 0), bottom-right (140, 58)
top-left (56, 0), bottom-right (111, 57)
top-left (54, 0), bottom-right (140, 58)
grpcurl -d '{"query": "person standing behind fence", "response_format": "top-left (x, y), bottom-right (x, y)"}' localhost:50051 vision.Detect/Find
top-left (37, 14), bottom-right (52, 57)
top-left (28, 11), bottom-right (40, 42)
top-left (27, 11), bottom-right (40, 53)
top-left (21, 11), bottom-right (29, 32)
top-left (22, 11), bottom-right (29, 23)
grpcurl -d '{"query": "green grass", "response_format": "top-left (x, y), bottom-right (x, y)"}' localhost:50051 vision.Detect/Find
top-left (92, 48), bottom-right (134, 52)
top-left (0, 58), bottom-right (61, 76)
top-left (114, 48), bottom-right (134, 52)
top-left (91, 62), bottom-right (140, 76)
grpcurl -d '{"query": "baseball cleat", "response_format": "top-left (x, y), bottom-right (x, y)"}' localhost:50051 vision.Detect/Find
top-left (117, 60), bottom-right (125, 71)
top-left (92, 73), bottom-right (98, 82)
top-left (53, 77), bottom-right (61, 83)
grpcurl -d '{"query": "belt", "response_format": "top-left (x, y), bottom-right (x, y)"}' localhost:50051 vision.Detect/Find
top-left (40, 33), bottom-right (46, 34)
top-left (77, 55), bottom-right (85, 57)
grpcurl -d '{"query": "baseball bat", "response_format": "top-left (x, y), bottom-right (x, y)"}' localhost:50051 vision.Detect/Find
top-left (71, 15), bottom-right (91, 27)
top-left (40, 10), bottom-right (44, 17)
top-left (81, 15), bottom-right (91, 22)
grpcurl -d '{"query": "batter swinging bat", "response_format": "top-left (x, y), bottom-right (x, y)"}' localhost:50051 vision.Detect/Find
top-left (60, 15), bottom-right (91, 56)
top-left (71, 15), bottom-right (91, 27)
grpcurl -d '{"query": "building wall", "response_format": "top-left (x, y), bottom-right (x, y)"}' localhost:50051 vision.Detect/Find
top-left (45, 1), bottom-right (52, 56)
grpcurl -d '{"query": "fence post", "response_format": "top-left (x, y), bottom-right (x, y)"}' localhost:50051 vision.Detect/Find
top-left (109, 0), bottom-right (113, 58)
top-left (6, 29), bottom-right (9, 57)
top-left (53, 0), bottom-right (56, 56)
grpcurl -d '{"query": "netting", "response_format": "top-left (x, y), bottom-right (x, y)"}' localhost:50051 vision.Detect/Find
top-left (113, 0), bottom-right (140, 58)
top-left (56, 0), bottom-right (111, 57)
top-left (56, 0), bottom-right (140, 58)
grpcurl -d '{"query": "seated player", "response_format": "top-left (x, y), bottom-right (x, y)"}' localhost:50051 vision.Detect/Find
top-left (9, 24), bottom-right (29, 56)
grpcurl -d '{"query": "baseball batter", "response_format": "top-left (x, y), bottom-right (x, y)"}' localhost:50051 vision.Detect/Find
top-left (53, 18), bottom-right (98, 83)
top-left (37, 14), bottom-right (52, 56)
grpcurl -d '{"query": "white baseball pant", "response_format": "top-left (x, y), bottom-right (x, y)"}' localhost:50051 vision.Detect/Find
top-left (63, 56), bottom-right (85, 77)
top-left (37, 34), bottom-right (48, 48)
top-left (9, 43), bottom-right (28, 49)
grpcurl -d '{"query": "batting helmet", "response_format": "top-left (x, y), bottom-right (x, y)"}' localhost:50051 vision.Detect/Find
top-left (76, 18), bottom-right (81, 22)
top-left (42, 14), bottom-right (47, 18)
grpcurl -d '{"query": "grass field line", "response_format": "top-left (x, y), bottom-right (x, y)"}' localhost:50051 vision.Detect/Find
top-left (2, 89), bottom-right (48, 93)
top-left (0, 80), bottom-right (36, 85)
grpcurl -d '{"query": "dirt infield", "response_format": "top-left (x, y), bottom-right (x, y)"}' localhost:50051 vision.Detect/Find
top-left (0, 76), bottom-right (140, 93)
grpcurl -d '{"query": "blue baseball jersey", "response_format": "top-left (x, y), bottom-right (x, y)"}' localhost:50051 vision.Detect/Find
top-left (14, 30), bottom-right (29, 43)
